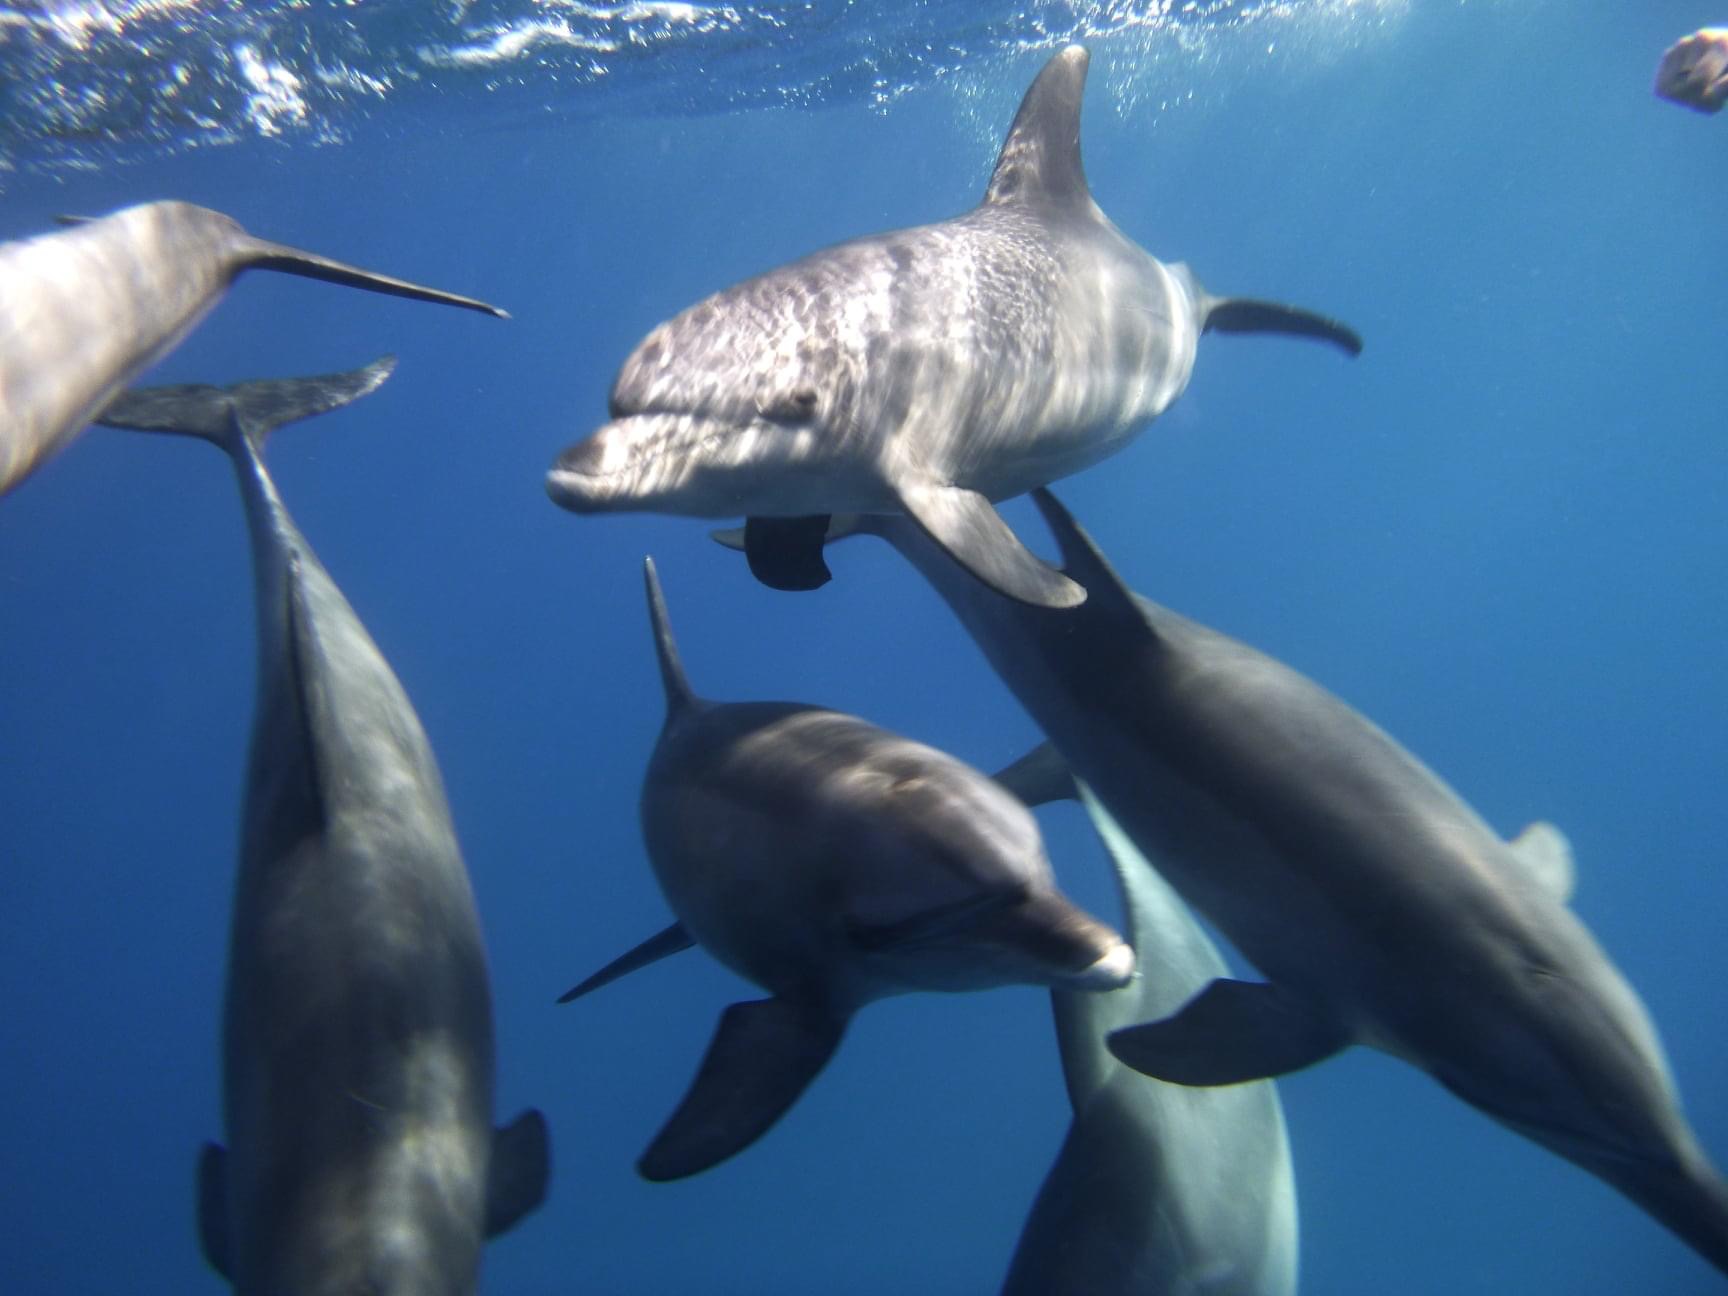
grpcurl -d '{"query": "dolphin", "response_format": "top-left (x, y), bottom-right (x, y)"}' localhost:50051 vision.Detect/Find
top-left (0, 200), bottom-right (506, 497)
top-left (556, 557), bottom-right (1134, 1182)
top-left (721, 492), bottom-right (1728, 1277)
top-left (95, 359), bottom-right (549, 1294)
top-left (995, 746), bottom-right (1297, 1296)
top-left (546, 44), bottom-right (1359, 610)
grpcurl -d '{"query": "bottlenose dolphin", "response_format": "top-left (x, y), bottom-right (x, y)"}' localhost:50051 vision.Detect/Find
top-left (547, 44), bottom-right (1359, 610)
top-left (558, 557), bottom-right (1134, 1181)
top-left (0, 200), bottom-right (505, 497)
top-left (724, 492), bottom-right (1728, 1276)
top-left (995, 747), bottom-right (1297, 1296)
top-left (96, 360), bottom-right (548, 1294)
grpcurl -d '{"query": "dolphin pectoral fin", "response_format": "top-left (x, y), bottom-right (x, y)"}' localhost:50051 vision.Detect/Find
top-left (1202, 297), bottom-right (1363, 357)
top-left (638, 998), bottom-right (845, 1181)
top-left (991, 741), bottom-right (1078, 808)
top-left (557, 921), bottom-right (696, 1003)
top-left (743, 516), bottom-right (834, 591)
top-left (485, 1109), bottom-right (551, 1237)
top-left (895, 480), bottom-right (1085, 609)
top-left (1506, 821), bottom-right (1575, 902)
top-left (239, 236), bottom-right (510, 319)
top-left (196, 1142), bottom-right (232, 1280)
top-left (1107, 978), bottom-right (1348, 1085)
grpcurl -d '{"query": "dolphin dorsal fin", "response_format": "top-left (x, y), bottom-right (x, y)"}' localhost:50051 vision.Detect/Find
top-left (983, 45), bottom-right (1096, 213)
top-left (642, 557), bottom-right (698, 715)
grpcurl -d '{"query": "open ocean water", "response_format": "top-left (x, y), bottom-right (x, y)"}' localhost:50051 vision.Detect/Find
top-left (2, 1), bottom-right (1726, 1292)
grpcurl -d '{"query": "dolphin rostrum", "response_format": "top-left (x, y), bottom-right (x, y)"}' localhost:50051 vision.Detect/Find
top-left (557, 557), bottom-right (1134, 1181)
top-left (0, 200), bottom-right (506, 497)
top-left (96, 359), bottom-right (548, 1294)
top-left (546, 44), bottom-right (1359, 610)
top-left (995, 747), bottom-right (1298, 1296)
top-left (727, 493), bottom-right (1728, 1277)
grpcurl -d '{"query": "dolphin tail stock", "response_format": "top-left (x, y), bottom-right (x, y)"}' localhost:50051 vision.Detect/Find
top-left (485, 1109), bottom-right (552, 1237)
top-left (638, 997), bottom-right (846, 1181)
top-left (236, 234), bottom-right (509, 319)
top-left (94, 356), bottom-right (398, 455)
top-left (641, 557), bottom-right (700, 714)
top-left (1200, 293), bottom-right (1363, 357)
top-left (992, 742), bottom-right (1079, 808)
top-left (556, 922), bottom-right (696, 1003)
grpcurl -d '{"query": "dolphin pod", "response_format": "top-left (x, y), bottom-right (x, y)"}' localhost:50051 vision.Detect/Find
top-left (0, 200), bottom-right (505, 498)
top-left (547, 44), bottom-right (1359, 610)
top-left (995, 745), bottom-right (1299, 1296)
top-left (557, 556), bottom-right (1133, 1181)
top-left (755, 490), bottom-right (1728, 1277)
top-left (95, 361), bottom-right (548, 1294)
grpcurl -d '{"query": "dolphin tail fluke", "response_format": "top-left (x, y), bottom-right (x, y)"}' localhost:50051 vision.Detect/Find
top-left (1201, 295), bottom-right (1363, 357)
top-left (1108, 977), bottom-right (1349, 1085)
top-left (95, 357), bottom-right (397, 453)
top-left (485, 1109), bottom-right (552, 1237)
top-left (897, 479), bottom-right (1085, 609)
top-left (195, 1142), bottom-right (233, 1281)
top-left (992, 742), bottom-right (1079, 808)
top-left (638, 998), bottom-right (845, 1181)
top-left (238, 236), bottom-right (509, 318)
top-left (557, 921), bottom-right (695, 1003)
top-left (641, 557), bottom-right (700, 714)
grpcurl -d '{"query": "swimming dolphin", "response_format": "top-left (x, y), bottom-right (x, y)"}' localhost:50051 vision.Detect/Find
top-left (546, 44), bottom-right (1359, 610)
top-left (96, 359), bottom-right (549, 1294)
top-left (557, 557), bottom-right (1133, 1181)
top-left (0, 200), bottom-right (505, 497)
top-left (722, 493), bottom-right (1728, 1276)
top-left (995, 747), bottom-right (1297, 1296)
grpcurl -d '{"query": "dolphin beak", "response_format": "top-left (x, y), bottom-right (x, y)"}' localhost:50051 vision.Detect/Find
top-left (546, 421), bottom-right (637, 512)
top-left (1065, 938), bottom-right (1136, 991)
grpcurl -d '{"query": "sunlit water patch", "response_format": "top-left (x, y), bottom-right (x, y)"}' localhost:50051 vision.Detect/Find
top-left (0, 1), bottom-right (1406, 176)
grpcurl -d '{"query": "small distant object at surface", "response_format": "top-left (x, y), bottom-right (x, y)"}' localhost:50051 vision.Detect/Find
top-left (1655, 28), bottom-right (1728, 114)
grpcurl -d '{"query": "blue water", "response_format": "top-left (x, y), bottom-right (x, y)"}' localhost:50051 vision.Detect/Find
top-left (3, 2), bottom-right (1726, 1292)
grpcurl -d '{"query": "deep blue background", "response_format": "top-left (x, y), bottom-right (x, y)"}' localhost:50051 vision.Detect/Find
top-left (3, 3), bottom-right (1726, 1292)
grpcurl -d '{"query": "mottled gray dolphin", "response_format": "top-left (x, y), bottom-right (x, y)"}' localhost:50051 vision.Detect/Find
top-left (96, 360), bottom-right (548, 1294)
top-left (558, 558), bottom-right (1133, 1181)
top-left (547, 45), bottom-right (1358, 609)
top-left (996, 747), bottom-right (1297, 1296)
top-left (731, 492), bottom-right (1728, 1276)
top-left (0, 200), bottom-right (505, 497)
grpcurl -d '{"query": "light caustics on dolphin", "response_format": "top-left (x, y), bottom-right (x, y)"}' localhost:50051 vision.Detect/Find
top-left (0, 200), bottom-right (506, 499)
top-left (994, 748), bottom-right (1297, 1296)
top-left (95, 360), bottom-right (547, 1296)
top-left (548, 44), bottom-right (1359, 610)
top-left (555, 556), bottom-right (1132, 1182)
top-left (721, 492), bottom-right (1728, 1279)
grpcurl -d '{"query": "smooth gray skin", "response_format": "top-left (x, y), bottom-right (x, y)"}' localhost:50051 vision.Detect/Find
top-left (598, 559), bottom-right (1133, 1181)
top-left (96, 361), bottom-right (547, 1296)
top-left (996, 750), bottom-right (1297, 1296)
top-left (0, 200), bottom-right (505, 497)
top-left (758, 492), bottom-right (1728, 1277)
top-left (1655, 28), bottom-right (1728, 113)
top-left (548, 45), bottom-right (1359, 610)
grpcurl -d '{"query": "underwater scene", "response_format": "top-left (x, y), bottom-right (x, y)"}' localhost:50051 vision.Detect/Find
top-left (3, 2), bottom-right (1727, 1293)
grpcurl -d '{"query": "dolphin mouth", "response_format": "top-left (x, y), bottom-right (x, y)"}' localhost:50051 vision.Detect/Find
top-left (1064, 938), bottom-right (1136, 991)
top-left (546, 411), bottom-right (751, 513)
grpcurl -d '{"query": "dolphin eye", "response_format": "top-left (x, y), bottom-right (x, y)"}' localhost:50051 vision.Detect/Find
top-left (759, 390), bottom-right (819, 423)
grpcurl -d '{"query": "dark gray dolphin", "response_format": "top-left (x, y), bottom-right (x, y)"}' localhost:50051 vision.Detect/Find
top-left (547, 45), bottom-right (1358, 610)
top-left (727, 493), bottom-right (1728, 1276)
top-left (0, 200), bottom-right (505, 497)
top-left (1655, 28), bottom-right (1728, 113)
top-left (996, 747), bottom-right (1297, 1296)
top-left (96, 360), bottom-right (548, 1294)
top-left (558, 558), bottom-right (1133, 1182)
